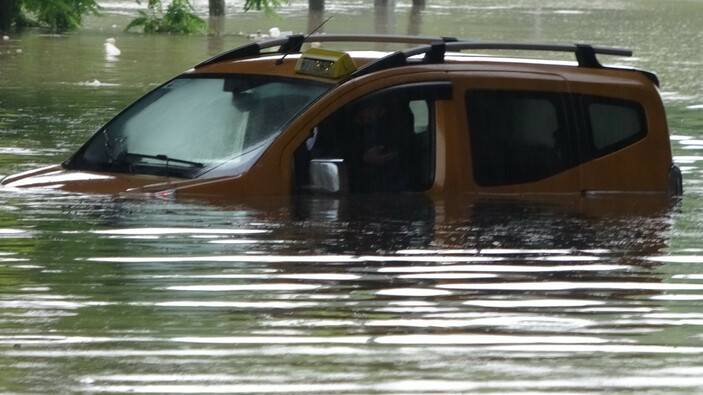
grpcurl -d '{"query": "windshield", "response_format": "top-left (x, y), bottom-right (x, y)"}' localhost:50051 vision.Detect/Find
top-left (67, 75), bottom-right (330, 178)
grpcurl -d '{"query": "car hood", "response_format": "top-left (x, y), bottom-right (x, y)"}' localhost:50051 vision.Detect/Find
top-left (0, 165), bottom-right (177, 194)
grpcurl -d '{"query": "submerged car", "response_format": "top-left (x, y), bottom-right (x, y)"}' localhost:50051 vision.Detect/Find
top-left (1, 34), bottom-right (683, 200)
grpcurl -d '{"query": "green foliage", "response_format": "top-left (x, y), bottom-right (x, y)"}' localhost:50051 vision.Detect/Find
top-left (126, 11), bottom-right (161, 33)
top-left (1, 0), bottom-right (99, 32)
top-left (163, 0), bottom-right (206, 32)
top-left (243, 0), bottom-right (284, 15)
top-left (126, 0), bottom-right (205, 34)
top-left (24, 0), bottom-right (100, 32)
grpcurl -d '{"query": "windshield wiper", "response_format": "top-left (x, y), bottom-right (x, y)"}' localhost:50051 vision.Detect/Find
top-left (103, 129), bottom-right (126, 163)
top-left (123, 153), bottom-right (204, 168)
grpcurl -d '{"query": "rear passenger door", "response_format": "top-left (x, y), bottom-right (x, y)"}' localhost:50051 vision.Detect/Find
top-left (455, 71), bottom-right (580, 194)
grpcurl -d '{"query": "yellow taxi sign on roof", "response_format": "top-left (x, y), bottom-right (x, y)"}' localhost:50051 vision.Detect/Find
top-left (295, 48), bottom-right (357, 79)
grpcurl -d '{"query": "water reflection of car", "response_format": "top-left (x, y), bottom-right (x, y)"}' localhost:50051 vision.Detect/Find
top-left (1, 34), bottom-right (683, 200)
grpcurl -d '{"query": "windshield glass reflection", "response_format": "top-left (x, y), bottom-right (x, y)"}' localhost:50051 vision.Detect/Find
top-left (67, 75), bottom-right (331, 178)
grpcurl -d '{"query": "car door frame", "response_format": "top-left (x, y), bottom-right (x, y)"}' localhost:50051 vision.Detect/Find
top-left (276, 71), bottom-right (455, 196)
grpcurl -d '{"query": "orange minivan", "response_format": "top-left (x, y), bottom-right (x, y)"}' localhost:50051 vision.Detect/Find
top-left (1, 34), bottom-right (683, 200)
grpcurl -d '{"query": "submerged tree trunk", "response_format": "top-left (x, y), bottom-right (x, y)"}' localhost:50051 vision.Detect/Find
top-left (309, 0), bottom-right (324, 12)
top-left (307, 0), bottom-right (325, 34)
top-left (0, 0), bottom-right (17, 32)
top-left (374, 0), bottom-right (395, 36)
top-left (209, 0), bottom-right (225, 16)
top-left (307, 9), bottom-right (325, 34)
top-left (408, 0), bottom-right (425, 35)
top-left (208, 15), bottom-right (225, 53)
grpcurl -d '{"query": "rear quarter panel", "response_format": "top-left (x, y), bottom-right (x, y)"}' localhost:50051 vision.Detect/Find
top-left (564, 69), bottom-right (671, 193)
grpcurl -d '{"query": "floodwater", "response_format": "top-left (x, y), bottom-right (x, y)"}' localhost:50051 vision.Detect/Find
top-left (1, 0), bottom-right (703, 393)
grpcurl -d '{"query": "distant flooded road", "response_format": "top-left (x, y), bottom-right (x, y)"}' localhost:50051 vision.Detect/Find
top-left (2, 0), bottom-right (703, 393)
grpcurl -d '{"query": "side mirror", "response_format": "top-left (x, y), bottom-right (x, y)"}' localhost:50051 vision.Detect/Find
top-left (309, 159), bottom-right (348, 194)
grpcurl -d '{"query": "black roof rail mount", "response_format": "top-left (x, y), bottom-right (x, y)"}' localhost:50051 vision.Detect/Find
top-left (279, 34), bottom-right (306, 54)
top-left (575, 44), bottom-right (601, 68)
top-left (424, 42), bottom-right (447, 64)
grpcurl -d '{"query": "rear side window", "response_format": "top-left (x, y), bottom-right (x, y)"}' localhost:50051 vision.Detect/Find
top-left (583, 96), bottom-right (647, 155)
top-left (466, 90), bottom-right (572, 186)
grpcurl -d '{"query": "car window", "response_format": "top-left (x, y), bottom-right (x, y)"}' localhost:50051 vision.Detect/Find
top-left (583, 96), bottom-right (647, 155)
top-left (466, 90), bottom-right (572, 186)
top-left (409, 100), bottom-right (430, 134)
top-left (294, 88), bottom-right (438, 194)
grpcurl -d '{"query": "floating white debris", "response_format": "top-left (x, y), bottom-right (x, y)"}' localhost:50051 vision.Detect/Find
top-left (104, 37), bottom-right (120, 62)
top-left (687, 104), bottom-right (703, 109)
top-left (2, 35), bottom-right (9, 41)
top-left (105, 37), bottom-right (121, 56)
top-left (77, 80), bottom-right (120, 87)
top-left (247, 30), bottom-right (268, 40)
top-left (15, 48), bottom-right (22, 54)
top-left (268, 27), bottom-right (292, 38)
top-left (82, 79), bottom-right (103, 87)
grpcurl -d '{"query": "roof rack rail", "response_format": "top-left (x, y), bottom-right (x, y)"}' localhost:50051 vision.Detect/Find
top-left (348, 41), bottom-right (632, 79)
top-left (444, 42), bottom-right (632, 67)
top-left (195, 36), bottom-right (294, 69)
top-left (303, 34), bottom-right (458, 45)
top-left (195, 34), bottom-right (646, 85)
top-left (194, 34), bottom-right (457, 69)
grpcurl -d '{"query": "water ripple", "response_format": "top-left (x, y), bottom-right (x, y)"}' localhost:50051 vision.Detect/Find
top-left (460, 299), bottom-right (606, 308)
top-left (379, 264), bottom-right (628, 273)
top-left (133, 301), bottom-right (319, 309)
top-left (91, 227), bottom-right (269, 236)
top-left (171, 336), bottom-right (369, 344)
top-left (438, 282), bottom-right (703, 291)
top-left (165, 284), bottom-right (322, 292)
top-left (376, 288), bottom-right (453, 297)
top-left (374, 334), bottom-right (608, 345)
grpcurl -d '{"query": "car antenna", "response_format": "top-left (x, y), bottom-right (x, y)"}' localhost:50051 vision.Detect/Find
top-left (276, 15), bottom-right (333, 65)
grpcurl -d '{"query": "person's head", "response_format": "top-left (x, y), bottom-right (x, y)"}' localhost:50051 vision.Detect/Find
top-left (354, 99), bottom-right (386, 125)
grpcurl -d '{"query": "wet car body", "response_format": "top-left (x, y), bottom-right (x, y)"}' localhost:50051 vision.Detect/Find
top-left (1, 34), bottom-right (683, 200)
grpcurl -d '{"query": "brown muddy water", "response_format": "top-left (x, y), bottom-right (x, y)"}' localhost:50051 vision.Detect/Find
top-left (1, 0), bottom-right (703, 393)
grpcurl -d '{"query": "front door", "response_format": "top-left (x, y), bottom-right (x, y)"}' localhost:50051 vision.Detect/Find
top-left (293, 82), bottom-right (452, 194)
